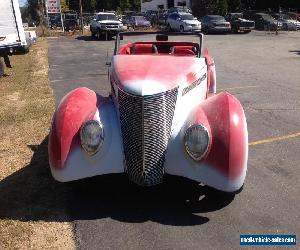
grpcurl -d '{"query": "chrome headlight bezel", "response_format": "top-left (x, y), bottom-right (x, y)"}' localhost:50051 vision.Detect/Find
top-left (80, 120), bottom-right (104, 156)
top-left (184, 124), bottom-right (211, 161)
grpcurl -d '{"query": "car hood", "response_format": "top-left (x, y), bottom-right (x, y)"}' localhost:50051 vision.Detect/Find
top-left (237, 18), bottom-right (254, 22)
top-left (112, 55), bottom-right (206, 96)
top-left (99, 20), bottom-right (121, 24)
top-left (182, 20), bottom-right (200, 25)
top-left (211, 21), bottom-right (230, 25)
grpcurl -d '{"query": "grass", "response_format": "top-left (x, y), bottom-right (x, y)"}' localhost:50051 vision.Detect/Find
top-left (0, 38), bottom-right (75, 249)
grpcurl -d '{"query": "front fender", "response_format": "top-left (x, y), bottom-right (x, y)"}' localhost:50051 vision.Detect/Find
top-left (48, 87), bottom-right (124, 182)
top-left (165, 92), bottom-right (248, 192)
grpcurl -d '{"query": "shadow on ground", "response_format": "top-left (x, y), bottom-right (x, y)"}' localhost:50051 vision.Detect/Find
top-left (76, 36), bottom-right (115, 42)
top-left (289, 50), bottom-right (300, 55)
top-left (0, 137), bottom-right (235, 226)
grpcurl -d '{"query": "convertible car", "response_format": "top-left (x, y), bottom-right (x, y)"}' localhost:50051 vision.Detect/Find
top-left (49, 32), bottom-right (248, 193)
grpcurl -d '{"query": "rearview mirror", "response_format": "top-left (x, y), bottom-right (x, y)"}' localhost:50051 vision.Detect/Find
top-left (156, 34), bottom-right (168, 41)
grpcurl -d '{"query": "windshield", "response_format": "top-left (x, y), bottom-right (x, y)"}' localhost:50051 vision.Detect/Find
top-left (181, 14), bottom-right (194, 20)
top-left (281, 14), bottom-right (292, 20)
top-left (97, 14), bottom-right (118, 21)
top-left (260, 14), bottom-right (275, 21)
top-left (232, 14), bottom-right (243, 19)
top-left (210, 16), bottom-right (226, 21)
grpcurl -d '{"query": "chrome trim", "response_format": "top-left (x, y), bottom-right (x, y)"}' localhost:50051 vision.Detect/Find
top-left (184, 124), bottom-right (210, 161)
top-left (118, 86), bottom-right (178, 186)
top-left (80, 120), bottom-right (104, 156)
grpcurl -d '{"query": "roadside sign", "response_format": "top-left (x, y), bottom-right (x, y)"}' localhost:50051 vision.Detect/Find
top-left (46, 0), bottom-right (61, 13)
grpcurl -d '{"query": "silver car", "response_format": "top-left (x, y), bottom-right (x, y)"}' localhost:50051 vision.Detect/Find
top-left (166, 12), bottom-right (201, 32)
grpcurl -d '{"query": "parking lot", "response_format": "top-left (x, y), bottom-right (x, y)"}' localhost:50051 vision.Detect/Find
top-left (48, 31), bottom-right (300, 249)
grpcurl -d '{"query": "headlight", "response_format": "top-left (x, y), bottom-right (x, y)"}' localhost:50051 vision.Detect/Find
top-left (80, 120), bottom-right (104, 155)
top-left (184, 124), bottom-right (210, 161)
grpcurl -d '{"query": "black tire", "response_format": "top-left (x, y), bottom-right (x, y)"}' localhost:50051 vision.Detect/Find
top-left (96, 29), bottom-right (102, 40)
top-left (0, 57), bottom-right (5, 77)
top-left (233, 26), bottom-right (238, 33)
top-left (244, 30), bottom-right (251, 34)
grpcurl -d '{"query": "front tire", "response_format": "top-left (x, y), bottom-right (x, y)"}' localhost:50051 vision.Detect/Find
top-left (96, 29), bottom-right (102, 40)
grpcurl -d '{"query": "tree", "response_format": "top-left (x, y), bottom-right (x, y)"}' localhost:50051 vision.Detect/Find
top-left (228, 0), bottom-right (241, 12)
top-left (120, 0), bottom-right (131, 11)
top-left (217, 0), bottom-right (228, 16)
top-left (192, 0), bottom-right (218, 17)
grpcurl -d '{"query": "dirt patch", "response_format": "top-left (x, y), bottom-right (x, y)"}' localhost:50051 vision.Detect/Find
top-left (0, 38), bottom-right (75, 249)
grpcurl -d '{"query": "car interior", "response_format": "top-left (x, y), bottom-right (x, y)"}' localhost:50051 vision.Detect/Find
top-left (118, 42), bottom-right (199, 56)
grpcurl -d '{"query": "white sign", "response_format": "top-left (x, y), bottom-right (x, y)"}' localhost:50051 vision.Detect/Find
top-left (46, 0), bottom-right (60, 13)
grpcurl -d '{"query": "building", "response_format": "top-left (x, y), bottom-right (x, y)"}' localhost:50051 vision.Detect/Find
top-left (141, 0), bottom-right (192, 12)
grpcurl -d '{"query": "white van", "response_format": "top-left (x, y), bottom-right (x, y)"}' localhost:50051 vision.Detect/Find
top-left (0, 0), bottom-right (27, 76)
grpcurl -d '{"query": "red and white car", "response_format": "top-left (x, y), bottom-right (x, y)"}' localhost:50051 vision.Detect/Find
top-left (49, 33), bottom-right (248, 193)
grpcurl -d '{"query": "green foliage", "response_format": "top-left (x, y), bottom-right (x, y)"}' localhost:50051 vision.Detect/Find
top-left (228, 0), bottom-right (241, 12)
top-left (217, 0), bottom-right (228, 15)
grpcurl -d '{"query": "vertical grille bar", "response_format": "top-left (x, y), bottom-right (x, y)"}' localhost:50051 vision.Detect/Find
top-left (118, 88), bottom-right (178, 186)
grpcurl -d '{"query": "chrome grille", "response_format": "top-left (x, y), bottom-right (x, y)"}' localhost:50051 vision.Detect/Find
top-left (118, 88), bottom-right (178, 186)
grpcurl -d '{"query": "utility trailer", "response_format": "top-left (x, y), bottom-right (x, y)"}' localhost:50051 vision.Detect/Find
top-left (0, 0), bottom-right (27, 77)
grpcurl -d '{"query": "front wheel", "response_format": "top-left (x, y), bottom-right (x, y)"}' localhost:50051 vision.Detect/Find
top-left (180, 25), bottom-right (184, 33)
top-left (96, 29), bottom-right (102, 40)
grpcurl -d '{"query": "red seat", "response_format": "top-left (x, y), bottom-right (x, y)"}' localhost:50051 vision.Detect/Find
top-left (171, 46), bottom-right (196, 56)
top-left (132, 44), bottom-right (158, 54)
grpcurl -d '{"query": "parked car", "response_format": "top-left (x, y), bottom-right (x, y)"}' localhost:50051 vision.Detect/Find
top-left (48, 32), bottom-right (248, 194)
top-left (49, 15), bottom-right (62, 29)
top-left (144, 10), bottom-right (158, 25)
top-left (284, 12), bottom-right (300, 21)
top-left (90, 12), bottom-right (124, 40)
top-left (157, 10), bottom-right (168, 25)
top-left (225, 13), bottom-right (255, 33)
top-left (166, 12), bottom-right (201, 32)
top-left (244, 12), bottom-right (281, 31)
top-left (128, 16), bottom-right (151, 28)
top-left (270, 13), bottom-right (300, 30)
top-left (64, 13), bottom-right (78, 31)
top-left (201, 15), bottom-right (231, 33)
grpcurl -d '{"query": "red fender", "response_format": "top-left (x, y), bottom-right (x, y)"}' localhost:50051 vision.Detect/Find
top-left (49, 87), bottom-right (98, 169)
top-left (195, 92), bottom-right (248, 179)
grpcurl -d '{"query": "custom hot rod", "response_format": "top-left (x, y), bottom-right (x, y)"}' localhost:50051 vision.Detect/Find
top-left (48, 32), bottom-right (248, 193)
